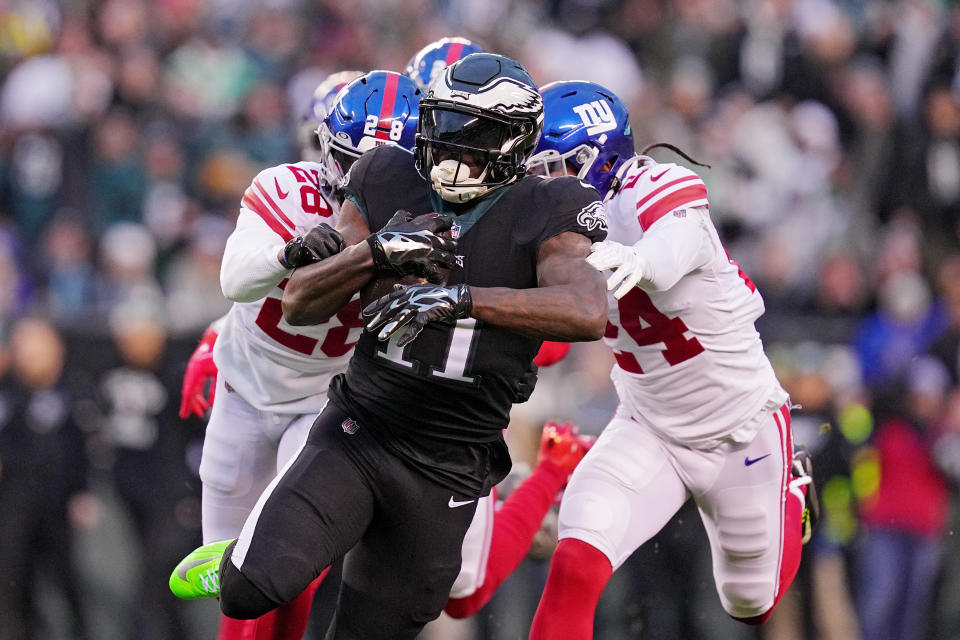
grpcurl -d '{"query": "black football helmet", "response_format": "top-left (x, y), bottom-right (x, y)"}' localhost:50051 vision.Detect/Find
top-left (414, 53), bottom-right (543, 203)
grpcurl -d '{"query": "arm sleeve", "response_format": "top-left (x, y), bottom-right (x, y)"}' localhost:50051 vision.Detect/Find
top-left (630, 206), bottom-right (713, 292)
top-left (220, 209), bottom-right (292, 303)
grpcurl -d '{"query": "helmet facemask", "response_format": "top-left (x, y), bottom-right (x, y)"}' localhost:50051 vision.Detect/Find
top-left (317, 120), bottom-right (361, 186)
top-left (416, 102), bottom-right (539, 203)
top-left (527, 144), bottom-right (600, 180)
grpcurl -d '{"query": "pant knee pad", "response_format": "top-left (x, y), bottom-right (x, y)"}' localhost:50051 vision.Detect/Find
top-left (219, 553), bottom-right (280, 621)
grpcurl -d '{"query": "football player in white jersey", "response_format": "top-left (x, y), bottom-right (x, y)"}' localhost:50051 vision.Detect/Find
top-left (177, 69), bottom-right (364, 424)
top-left (525, 81), bottom-right (818, 638)
top-left (176, 70), bottom-right (420, 640)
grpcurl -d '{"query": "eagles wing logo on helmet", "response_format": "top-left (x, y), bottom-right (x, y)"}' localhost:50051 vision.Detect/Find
top-left (415, 53), bottom-right (544, 203)
top-left (431, 76), bottom-right (542, 117)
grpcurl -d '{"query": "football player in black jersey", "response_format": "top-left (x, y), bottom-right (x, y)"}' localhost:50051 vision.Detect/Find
top-left (215, 53), bottom-right (608, 639)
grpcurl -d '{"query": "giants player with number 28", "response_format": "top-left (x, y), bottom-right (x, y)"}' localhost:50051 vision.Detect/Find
top-left (526, 81), bottom-right (819, 638)
top-left (178, 70), bottom-right (419, 640)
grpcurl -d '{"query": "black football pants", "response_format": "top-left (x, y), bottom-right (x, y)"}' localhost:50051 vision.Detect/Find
top-left (218, 403), bottom-right (480, 639)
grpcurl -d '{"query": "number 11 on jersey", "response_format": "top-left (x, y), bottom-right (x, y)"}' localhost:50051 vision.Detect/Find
top-left (375, 319), bottom-right (479, 384)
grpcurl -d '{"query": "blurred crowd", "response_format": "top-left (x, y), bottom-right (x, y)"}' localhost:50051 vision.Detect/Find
top-left (2, 0), bottom-right (960, 638)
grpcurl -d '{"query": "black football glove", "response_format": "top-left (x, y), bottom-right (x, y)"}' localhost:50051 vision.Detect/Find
top-left (362, 283), bottom-right (473, 346)
top-left (366, 210), bottom-right (457, 284)
top-left (281, 223), bottom-right (344, 268)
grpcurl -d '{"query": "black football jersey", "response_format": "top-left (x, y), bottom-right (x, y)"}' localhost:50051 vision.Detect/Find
top-left (332, 145), bottom-right (605, 493)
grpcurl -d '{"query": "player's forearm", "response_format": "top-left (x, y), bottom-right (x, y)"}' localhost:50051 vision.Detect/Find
top-left (470, 283), bottom-right (607, 341)
top-left (282, 242), bottom-right (375, 325)
top-left (220, 238), bottom-right (291, 302)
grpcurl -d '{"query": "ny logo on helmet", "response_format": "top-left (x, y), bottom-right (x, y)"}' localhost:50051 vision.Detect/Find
top-left (572, 100), bottom-right (617, 136)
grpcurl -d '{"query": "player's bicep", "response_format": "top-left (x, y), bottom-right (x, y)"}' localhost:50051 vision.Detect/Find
top-left (536, 232), bottom-right (603, 289)
top-left (335, 198), bottom-right (372, 247)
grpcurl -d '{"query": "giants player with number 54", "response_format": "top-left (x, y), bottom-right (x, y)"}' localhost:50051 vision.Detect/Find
top-left (526, 82), bottom-right (819, 638)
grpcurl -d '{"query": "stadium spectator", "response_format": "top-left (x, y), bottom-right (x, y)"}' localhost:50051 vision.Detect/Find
top-left (0, 317), bottom-right (90, 640)
top-left (856, 357), bottom-right (953, 640)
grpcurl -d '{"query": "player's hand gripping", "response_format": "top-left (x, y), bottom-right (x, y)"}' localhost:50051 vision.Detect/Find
top-left (586, 240), bottom-right (647, 299)
top-left (280, 223), bottom-right (345, 269)
top-left (179, 326), bottom-right (219, 418)
top-left (366, 210), bottom-right (457, 284)
top-left (363, 283), bottom-right (472, 346)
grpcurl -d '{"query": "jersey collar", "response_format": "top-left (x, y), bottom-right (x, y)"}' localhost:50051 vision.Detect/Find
top-left (428, 184), bottom-right (511, 238)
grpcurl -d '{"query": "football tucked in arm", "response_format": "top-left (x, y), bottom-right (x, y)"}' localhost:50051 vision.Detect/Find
top-left (361, 273), bottom-right (432, 307)
top-left (360, 214), bottom-right (453, 306)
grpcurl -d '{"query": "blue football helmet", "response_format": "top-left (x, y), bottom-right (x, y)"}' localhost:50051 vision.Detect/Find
top-left (318, 70), bottom-right (421, 185)
top-left (528, 80), bottom-right (635, 198)
top-left (404, 36), bottom-right (485, 92)
top-left (299, 70), bottom-right (365, 165)
top-left (415, 53), bottom-right (543, 203)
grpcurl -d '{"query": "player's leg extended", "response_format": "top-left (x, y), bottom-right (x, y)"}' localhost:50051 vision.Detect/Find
top-left (219, 405), bottom-right (376, 620)
top-left (530, 415), bottom-right (688, 640)
top-left (696, 403), bottom-right (805, 624)
top-left (264, 411), bottom-right (328, 640)
top-left (200, 376), bottom-right (283, 544)
top-left (199, 380), bottom-right (319, 639)
top-left (327, 443), bottom-right (481, 640)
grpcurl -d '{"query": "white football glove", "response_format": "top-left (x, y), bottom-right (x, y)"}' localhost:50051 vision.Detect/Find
top-left (585, 240), bottom-right (648, 299)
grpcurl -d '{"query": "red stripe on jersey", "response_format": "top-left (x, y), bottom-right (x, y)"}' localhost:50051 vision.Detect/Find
top-left (633, 175), bottom-right (698, 212)
top-left (445, 42), bottom-right (465, 65)
top-left (242, 189), bottom-right (294, 242)
top-left (618, 166), bottom-right (649, 193)
top-left (725, 250), bottom-right (757, 292)
top-left (376, 73), bottom-right (400, 140)
top-left (254, 179), bottom-right (297, 230)
top-left (637, 184), bottom-right (708, 230)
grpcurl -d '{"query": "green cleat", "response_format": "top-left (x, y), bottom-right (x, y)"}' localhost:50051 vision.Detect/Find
top-left (169, 539), bottom-right (232, 599)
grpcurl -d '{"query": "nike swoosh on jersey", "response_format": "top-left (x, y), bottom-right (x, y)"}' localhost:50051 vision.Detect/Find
top-left (275, 176), bottom-right (289, 199)
top-left (650, 168), bottom-right (670, 182)
top-left (448, 497), bottom-right (475, 508)
top-left (744, 453), bottom-right (772, 466)
top-left (176, 557), bottom-right (212, 581)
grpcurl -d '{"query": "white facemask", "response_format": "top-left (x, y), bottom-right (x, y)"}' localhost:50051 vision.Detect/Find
top-left (430, 159), bottom-right (489, 203)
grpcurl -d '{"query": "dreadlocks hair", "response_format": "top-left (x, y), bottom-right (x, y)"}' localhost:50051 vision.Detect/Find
top-left (639, 142), bottom-right (711, 169)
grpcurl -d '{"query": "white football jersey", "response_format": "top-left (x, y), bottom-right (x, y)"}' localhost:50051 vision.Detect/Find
top-left (214, 161), bottom-right (363, 414)
top-left (601, 159), bottom-right (787, 447)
